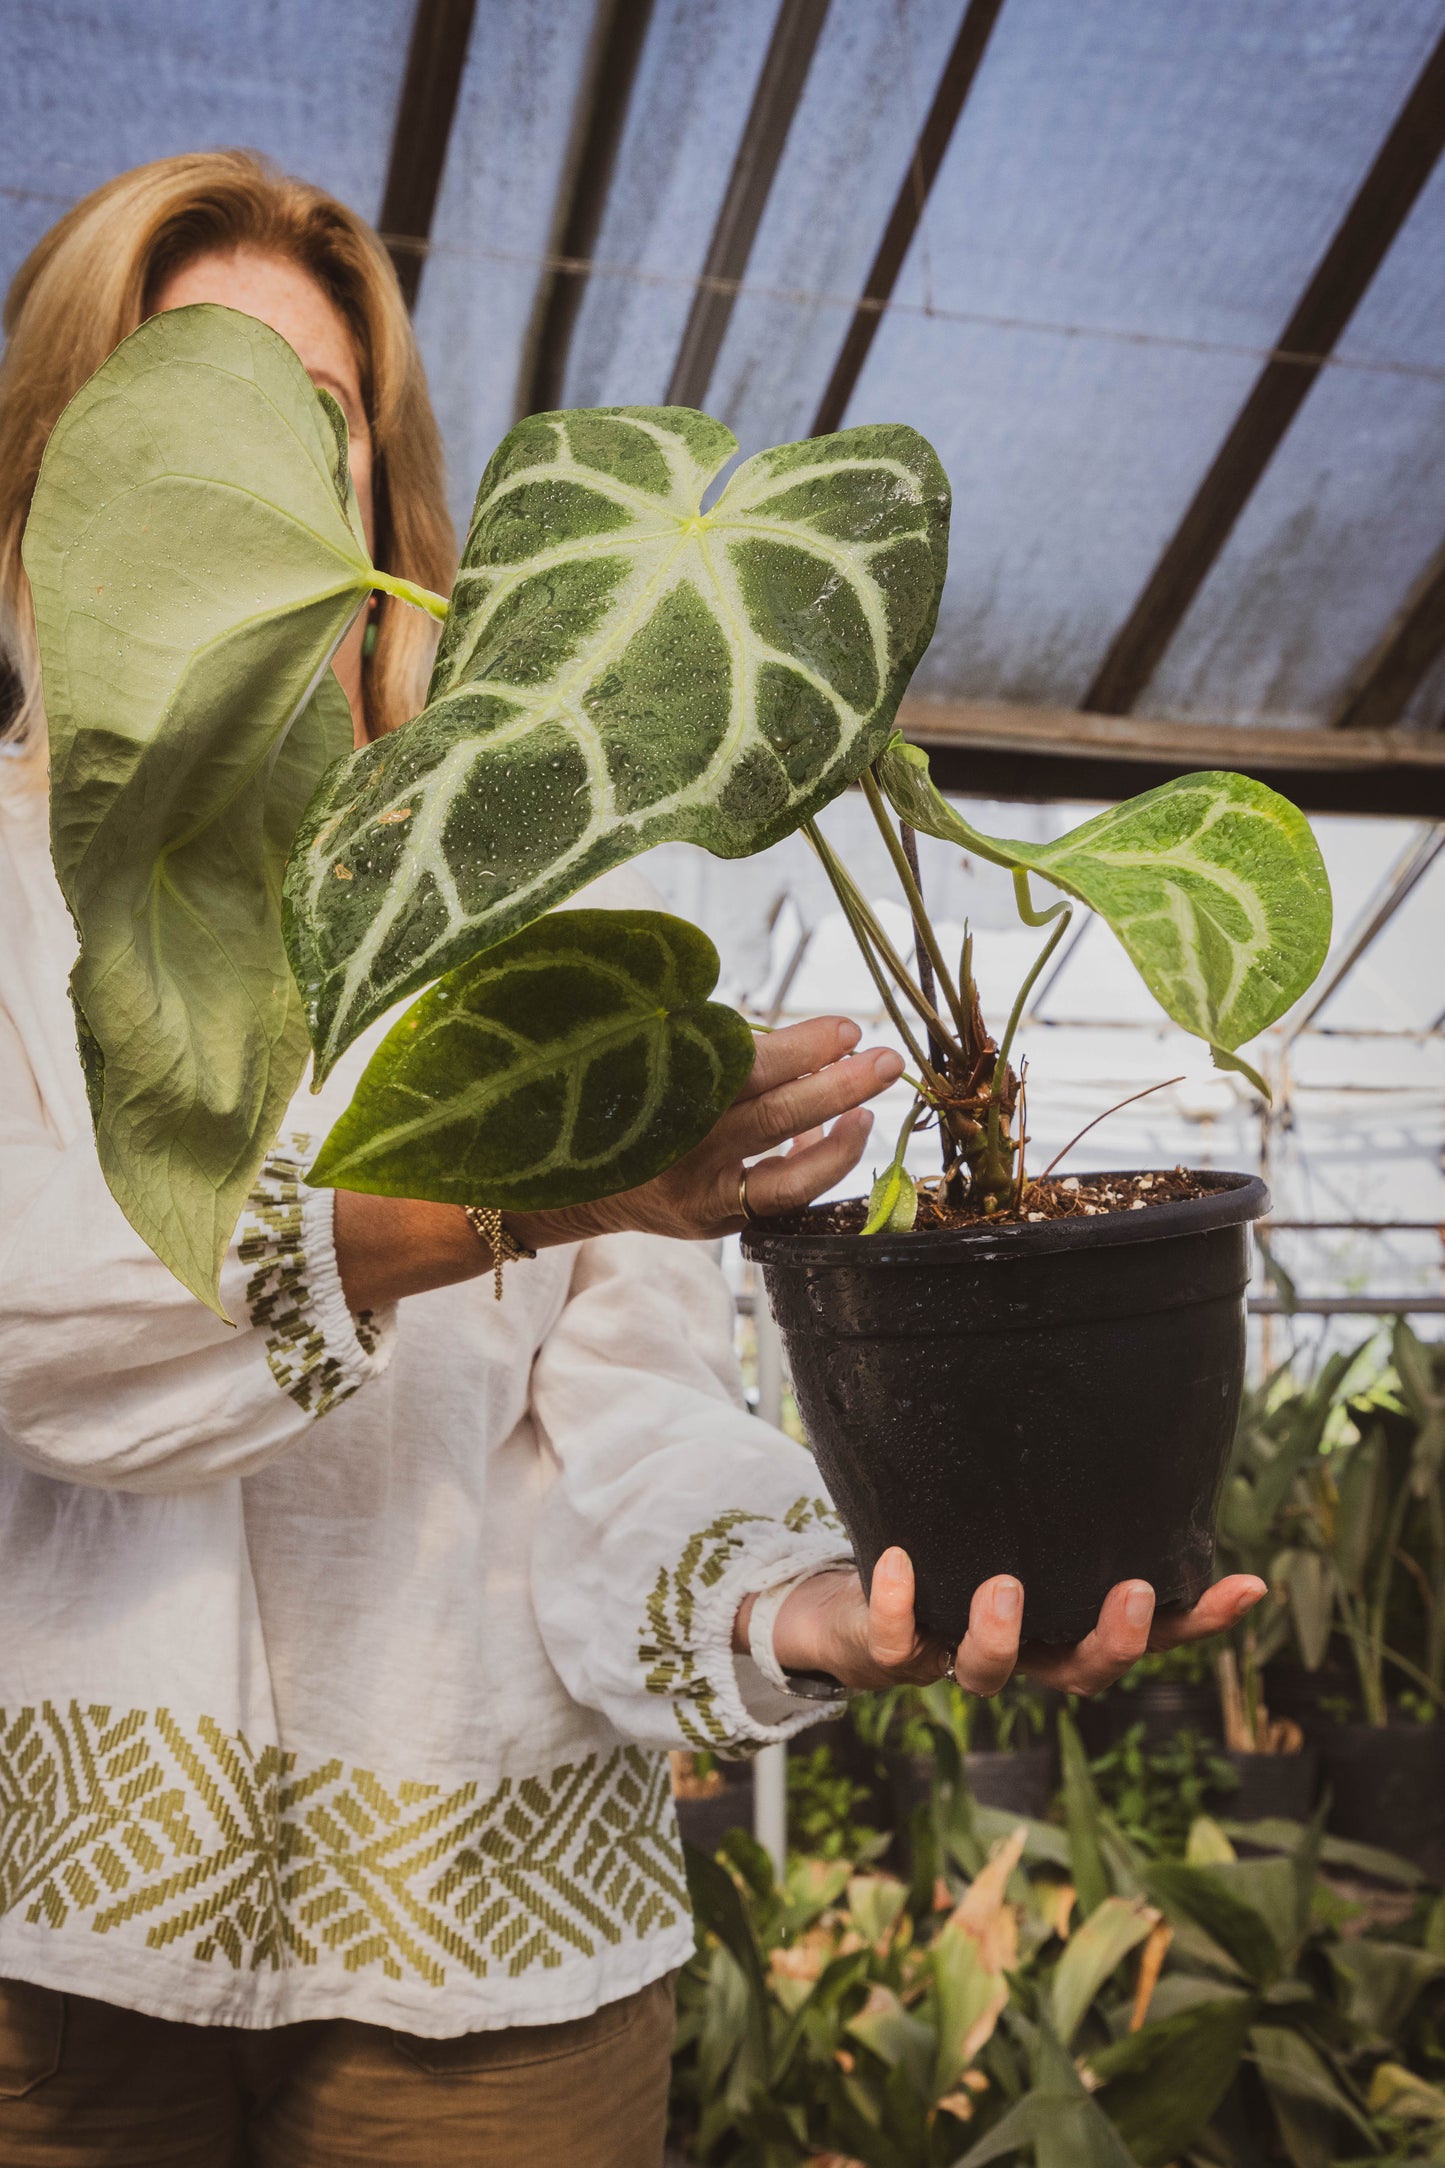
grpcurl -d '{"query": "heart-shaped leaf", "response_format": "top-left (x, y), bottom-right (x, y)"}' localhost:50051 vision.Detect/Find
top-left (23, 304), bottom-right (369, 1312)
top-left (306, 909), bottom-right (755, 1209)
top-left (877, 739), bottom-right (1331, 1093)
top-left (285, 407), bottom-right (950, 1076)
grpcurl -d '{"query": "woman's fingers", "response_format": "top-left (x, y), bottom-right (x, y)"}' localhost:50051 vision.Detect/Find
top-left (866, 1547), bottom-right (924, 1672)
top-left (734, 1047), bottom-right (903, 1157)
top-left (953, 1576), bottom-right (1024, 1696)
top-left (742, 1110), bottom-right (874, 1216)
top-left (736, 1016), bottom-right (860, 1100)
top-left (1149, 1575), bottom-right (1266, 1649)
top-left (1020, 1580), bottom-right (1157, 1696)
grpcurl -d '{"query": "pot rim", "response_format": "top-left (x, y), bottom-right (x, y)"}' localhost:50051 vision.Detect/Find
top-left (741, 1167), bottom-right (1269, 1267)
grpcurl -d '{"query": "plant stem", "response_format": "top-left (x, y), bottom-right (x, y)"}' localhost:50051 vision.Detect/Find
top-left (1036, 1077), bottom-right (1187, 1183)
top-left (803, 822), bottom-right (948, 1094)
top-left (859, 769), bottom-right (969, 1041)
top-left (371, 569), bottom-right (450, 621)
top-left (804, 823), bottom-right (953, 1049)
top-left (991, 907), bottom-right (1073, 1093)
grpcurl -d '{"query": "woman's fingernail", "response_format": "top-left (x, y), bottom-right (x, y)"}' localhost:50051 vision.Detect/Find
top-left (1236, 1581), bottom-right (1266, 1616)
top-left (875, 1546), bottom-right (906, 1585)
top-left (992, 1579), bottom-right (1022, 1624)
top-left (838, 1020), bottom-right (861, 1049)
top-left (873, 1050), bottom-right (904, 1083)
top-left (1125, 1583), bottom-right (1154, 1628)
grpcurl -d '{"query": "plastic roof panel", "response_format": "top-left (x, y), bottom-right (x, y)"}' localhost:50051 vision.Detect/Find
top-left (412, 0), bottom-right (598, 532)
top-left (1147, 159), bottom-right (1445, 727)
top-left (700, 0), bottom-right (966, 460)
top-left (834, 0), bottom-right (1445, 710)
top-left (559, 0), bottom-right (780, 411)
top-left (0, 0), bottom-right (413, 298)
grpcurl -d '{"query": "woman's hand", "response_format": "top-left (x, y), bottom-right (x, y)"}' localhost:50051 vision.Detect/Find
top-left (738, 1547), bottom-right (1267, 1697)
top-left (513, 1015), bottom-right (902, 1247)
top-left (336, 1016), bottom-right (901, 1310)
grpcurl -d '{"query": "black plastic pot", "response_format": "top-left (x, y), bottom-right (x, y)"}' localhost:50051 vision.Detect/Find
top-left (889, 1742), bottom-right (1058, 1829)
top-left (1318, 1719), bottom-right (1445, 1877)
top-left (1259, 1662), bottom-right (1353, 1744)
top-left (1215, 1746), bottom-right (1319, 1824)
top-left (1081, 1677), bottom-right (1223, 1755)
top-left (743, 1172), bottom-right (1267, 1647)
top-left (674, 1769), bottom-right (753, 1855)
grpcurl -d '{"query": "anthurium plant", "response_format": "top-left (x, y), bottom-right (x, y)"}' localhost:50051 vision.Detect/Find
top-left (24, 304), bottom-right (1331, 1314)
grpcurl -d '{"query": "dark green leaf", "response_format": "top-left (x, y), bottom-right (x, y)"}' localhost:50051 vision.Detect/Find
top-left (307, 909), bottom-right (754, 1209)
top-left (877, 741), bottom-right (1330, 1085)
top-left (1060, 1709), bottom-right (1111, 1919)
top-left (1090, 1995), bottom-right (1255, 2165)
top-left (286, 410), bottom-right (951, 1075)
top-left (1144, 1862), bottom-right (1281, 1987)
top-left (1050, 1896), bottom-right (1159, 2048)
top-left (1327, 1939), bottom-right (1445, 2040)
top-left (1219, 1817), bottom-right (1424, 1889)
top-left (24, 304), bottom-right (372, 1311)
top-left (683, 1840), bottom-right (770, 2080)
top-left (1250, 2022), bottom-right (1374, 2162)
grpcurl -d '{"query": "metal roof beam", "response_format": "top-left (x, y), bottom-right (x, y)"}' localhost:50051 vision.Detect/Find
top-left (520, 0), bottom-right (655, 418)
top-left (1332, 533), bottom-right (1445, 731)
top-left (1083, 22), bottom-right (1445, 717)
top-left (665, 0), bottom-right (830, 411)
top-left (378, 0), bottom-right (479, 311)
top-left (811, 0), bottom-right (1004, 437)
top-left (895, 695), bottom-right (1445, 817)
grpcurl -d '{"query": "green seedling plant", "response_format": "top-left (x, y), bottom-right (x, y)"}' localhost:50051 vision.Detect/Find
top-left (24, 304), bottom-right (1332, 1312)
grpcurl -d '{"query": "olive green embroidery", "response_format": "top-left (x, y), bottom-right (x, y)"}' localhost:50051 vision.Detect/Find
top-left (238, 1143), bottom-right (359, 1415)
top-left (0, 1704), bottom-right (684, 1984)
top-left (640, 1497), bottom-right (844, 1750)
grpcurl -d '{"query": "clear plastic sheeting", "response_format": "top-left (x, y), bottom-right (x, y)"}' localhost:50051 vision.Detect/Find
top-left (701, 0), bottom-right (966, 460)
top-left (0, 0), bottom-right (414, 298)
top-left (842, 0), bottom-right (1445, 711)
top-left (413, 0), bottom-right (600, 533)
top-left (1148, 161), bottom-right (1445, 730)
top-left (559, 0), bottom-right (780, 412)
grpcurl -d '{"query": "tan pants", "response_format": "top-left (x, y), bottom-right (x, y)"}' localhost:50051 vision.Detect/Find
top-left (0, 1973), bottom-right (676, 2165)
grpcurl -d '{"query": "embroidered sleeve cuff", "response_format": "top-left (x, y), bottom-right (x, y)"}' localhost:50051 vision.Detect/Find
top-left (641, 1498), bottom-right (854, 1755)
top-left (236, 1144), bottom-right (396, 1418)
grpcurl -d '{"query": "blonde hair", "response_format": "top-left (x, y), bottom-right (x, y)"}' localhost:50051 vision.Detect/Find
top-left (0, 149), bottom-right (455, 783)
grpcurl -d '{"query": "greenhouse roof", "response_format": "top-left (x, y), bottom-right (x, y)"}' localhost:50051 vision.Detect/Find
top-left (5, 0), bottom-right (1445, 816)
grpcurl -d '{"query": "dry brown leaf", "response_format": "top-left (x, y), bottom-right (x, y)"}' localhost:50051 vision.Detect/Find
top-left (1129, 1917), bottom-right (1174, 2032)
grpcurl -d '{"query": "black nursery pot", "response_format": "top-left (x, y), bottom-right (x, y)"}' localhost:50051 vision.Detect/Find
top-left (1319, 1720), bottom-right (1445, 1878)
top-left (1218, 1747), bottom-right (1320, 1825)
top-left (888, 1742), bottom-right (1058, 1830)
top-left (742, 1171), bottom-right (1267, 1647)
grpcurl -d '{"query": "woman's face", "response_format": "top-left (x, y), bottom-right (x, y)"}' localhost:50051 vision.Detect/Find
top-left (148, 247), bottom-right (376, 746)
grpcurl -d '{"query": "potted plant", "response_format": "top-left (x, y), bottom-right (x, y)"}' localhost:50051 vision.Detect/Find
top-left (26, 304), bottom-right (1330, 1644)
top-left (1305, 1327), bottom-right (1445, 1876)
top-left (853, 1677), bottom-right (1058, 1829)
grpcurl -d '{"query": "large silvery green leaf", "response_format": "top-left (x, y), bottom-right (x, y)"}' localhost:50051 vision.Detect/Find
top-left (22, 303), bottom-right (373, 1312)
top-left (286, 407), bottom-right (950, 1076)
top-left (878, 738), bottom-right (1331, 1091)
top-left (306, 910), bottom-right (755, 1208)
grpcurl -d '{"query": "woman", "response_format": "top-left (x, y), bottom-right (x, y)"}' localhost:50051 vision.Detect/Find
top-left (0, 153), bottom-right (1262, 2164)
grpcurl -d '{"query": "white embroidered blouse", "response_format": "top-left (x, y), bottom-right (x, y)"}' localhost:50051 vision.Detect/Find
top-left (0, 778), bottom-right (851, 2037)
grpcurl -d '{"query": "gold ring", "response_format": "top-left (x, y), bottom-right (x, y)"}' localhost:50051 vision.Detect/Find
top-left (738, 1168), bottom-right (756, 1222)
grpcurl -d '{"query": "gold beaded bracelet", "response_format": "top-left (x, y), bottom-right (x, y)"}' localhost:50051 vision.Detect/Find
top-left (463, 1205), bottom-right (537, 1302)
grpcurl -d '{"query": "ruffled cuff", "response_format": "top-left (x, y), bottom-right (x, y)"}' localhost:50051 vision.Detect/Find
top-left (643, 1499), bottom-right (854, 1755)
top-left (236, 1143), bottom-right (396, 1417)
